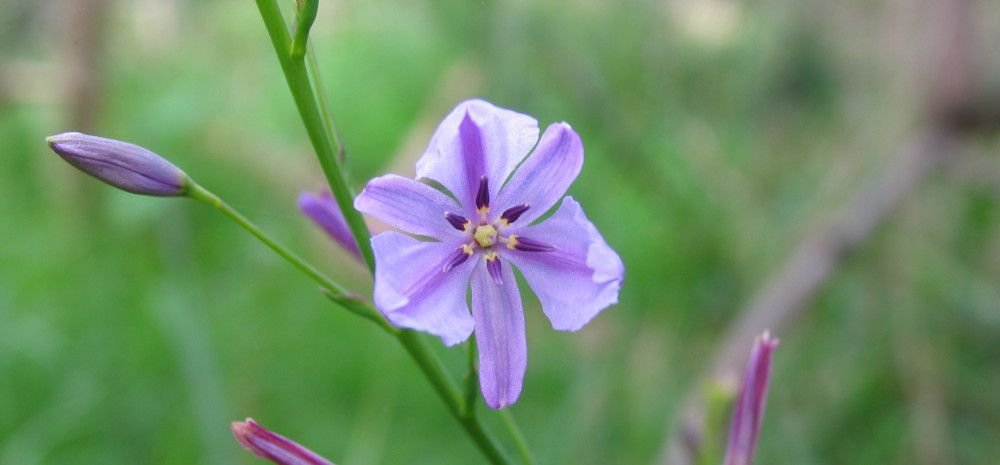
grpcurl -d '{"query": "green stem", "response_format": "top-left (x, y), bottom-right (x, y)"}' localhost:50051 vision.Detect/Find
top-left (464, 338), bottom-right (479, 417)
top-left (395, 331), bottom-right (513, 465)
top-left (306, 46), bottom-right (346, 164)
top-left (254, 0), bottom-right (375, 272)
top-left (500, 409), bottom-right (537, 465)
top-left (290, 0), bottom-right (317, 59)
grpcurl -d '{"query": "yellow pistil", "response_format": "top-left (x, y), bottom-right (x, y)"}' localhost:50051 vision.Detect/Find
top-left (474, 224), bottom-right (497, 248)
top-left (506, 234), bottom-right (519, 250)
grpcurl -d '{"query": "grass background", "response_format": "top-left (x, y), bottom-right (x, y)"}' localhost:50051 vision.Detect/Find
top-left (1, 0), bottom-right (999, 464)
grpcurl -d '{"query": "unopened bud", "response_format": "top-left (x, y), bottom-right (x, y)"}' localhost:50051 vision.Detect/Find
top-left (298, 190), bottom-right (363, 260)
top-left (46, 132), bottom-right (189, 196)
top-left (723, 331), bottom-right (779, 465)
top-left (231, 418), bottom-right (335, 465)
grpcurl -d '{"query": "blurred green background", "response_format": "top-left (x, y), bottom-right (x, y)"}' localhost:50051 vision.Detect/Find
top-left (2, 0), bottom-right (1000, 464)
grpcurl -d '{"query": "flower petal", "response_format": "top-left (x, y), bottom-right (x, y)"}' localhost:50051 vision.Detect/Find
top-left (371, 231), bottom-right (475, 345)
top-left (298, 191), bottom-right (362, 260)
top-left (504, 197), bottom-right (623, 331)
top-left (495, 122), bottom-right (583, 224)
top-left (471, 258), bottom-right (527, 409)
top-left (355, 174), bottom-right (462, 239)
top-left (415, 99), bottom-right (539, 211)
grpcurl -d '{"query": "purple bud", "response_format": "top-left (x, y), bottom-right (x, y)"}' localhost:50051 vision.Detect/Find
top-left (723, 331), bottom-right (779, 465)
top-left (46, 132), bottom-right (189, 196)
top-left (231, 418), bottom-right (336, 465)
top-left (298, 191), bottom-right (363, 260)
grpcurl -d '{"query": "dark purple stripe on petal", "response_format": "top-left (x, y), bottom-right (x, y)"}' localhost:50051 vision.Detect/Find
top-left (500, 204), bottom-right (530, 224)
top-left (231, 418), bottom-right (336, 465)
top-left (475, 175), bottom-right (490, 210)
top-left (486, 254), bottom-right (503, 285)
top-left (513, 236), bottom-right (555, 253)
top-left (444, 212), bottom-right (470, 231)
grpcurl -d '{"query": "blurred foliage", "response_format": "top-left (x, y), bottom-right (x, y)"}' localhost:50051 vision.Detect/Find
top-left (1, 0), bottom-right (999, 464)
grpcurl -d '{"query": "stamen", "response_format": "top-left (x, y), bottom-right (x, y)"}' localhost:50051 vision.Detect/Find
top-left (508, 235), bottom-right (555, 252)
top-left (485, 252), bottom-right (503, 285)
top-left (475, 176), bottom-right (490, 215)
top-left (443, 244), bottom-right (475, 272)
top-left (444, 212), bottom-right (471, 232)
top-left (499, 204), bottom-right (530, 226)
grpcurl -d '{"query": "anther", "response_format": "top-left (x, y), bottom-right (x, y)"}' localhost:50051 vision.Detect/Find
top-left (475, 176), bottom-right (490, 214)
top-left (443, 244), bottom-right (475, 272)
top-left (485, 252), bottom-right (503, 285)
top-left (509, 235), bottom-right (554, 253)
top-left (444, 212), bottom-right (471, 231)
top-left (499, 204), bottom-right (530, 226)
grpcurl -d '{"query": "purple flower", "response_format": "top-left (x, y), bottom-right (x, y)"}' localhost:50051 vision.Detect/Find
top-left (46, 132), bottom-right (189, 196)
top-left (723, 331), bottom-right (779, 465)
top-left (298, 190), bottom-right (363, 260)
top-left (354, 99), bottom-right (624, 408)
top-left (231, 418), bottom-right (335, 465)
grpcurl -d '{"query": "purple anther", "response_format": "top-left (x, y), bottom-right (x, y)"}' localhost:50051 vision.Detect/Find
top-left (475, 176), bottom-right (490, 210)
top-left (444, 212), bottom-right (470, 231)
top-left (486, 255), bottom-right (503, 285)
top-left (513, 236), bottom-right (555, 253)
top-left (443, 245), bottom-right (473, 272)
top-left (500, 204), bottom-right (530, 224)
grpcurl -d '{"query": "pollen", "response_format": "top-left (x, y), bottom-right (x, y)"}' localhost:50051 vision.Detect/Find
top-left (474, 224), bottom-right (498, 248)
top-left (461, 243), bottom-right (475, 255)
top-left (506, 234), bottom-right (519, 249)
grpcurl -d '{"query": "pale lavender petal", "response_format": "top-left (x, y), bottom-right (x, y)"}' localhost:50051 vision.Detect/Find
top-left (415, 99), bottom-right (539, 211)
top-left (495, 123), bottom-right (583, 224)
top-left (231, 418), bottom-right (335, 465)
top-left (371, 231), bottom-right (475, 345)
top-left (470, 258), bottom-right (526, 409)
top-left (298, 191), bottom-right (362, 260)
top-left (46, 132), bottom-right (189, 196)
top-left (504, 197), bottom-right (623, 331)
top-left (723, 332), bottom-right (779, 465)
top-left (355, 174), bottom-right (462, 239)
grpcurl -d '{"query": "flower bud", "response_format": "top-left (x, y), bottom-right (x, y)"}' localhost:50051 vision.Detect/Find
top-left (723, 331), bottom-right (778, 465)
top-left (46, 132), bottom-right (189, 196)
top-left (298, 190), bottom-right (363, 260)
top-left (231, 418), bottom-right (335, 465)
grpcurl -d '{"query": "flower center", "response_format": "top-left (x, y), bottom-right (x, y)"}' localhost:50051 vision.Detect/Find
top-left (474, 224), bottom-right (498, 248)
